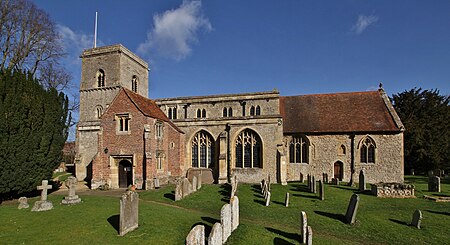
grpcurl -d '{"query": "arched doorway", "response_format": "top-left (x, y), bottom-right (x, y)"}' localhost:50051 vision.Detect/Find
top-left (334, 161), bottom-right (343, 181)
top-left (118, 160), bottom-right (133, 188)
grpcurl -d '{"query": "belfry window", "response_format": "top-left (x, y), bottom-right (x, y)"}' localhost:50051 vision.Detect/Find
top-left (235, 129), bottom-right (262, 168)
top-left (202, 109), bottom-right (206, 118)
top-left (255, 105), bottom-right (261, 116)
top-left (223, 107), bottom-right (233, 117)
top-left (289, 136), bottom-right (308, 163)
top-left (250, 106), bottom-right (255, 116)
top-left (131, 75), bottom-right (138, 92)
top-left (191, 131), bottom-right (215, 168)
top-left (360, 137), bottom-right (376, 163)
top-left (168, 107), bottom-right (177, 120)
top-left (97, 69), bottom-right (105, 87)
top-left (197, 109), bottom-right (201, 118)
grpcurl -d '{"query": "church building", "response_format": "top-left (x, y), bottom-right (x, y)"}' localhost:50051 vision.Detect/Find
top-left (75, 44), bottom-right (405, 189)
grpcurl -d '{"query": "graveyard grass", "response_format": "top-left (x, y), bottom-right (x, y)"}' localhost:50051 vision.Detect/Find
top-left (0, 176), bottom-right (449, 244)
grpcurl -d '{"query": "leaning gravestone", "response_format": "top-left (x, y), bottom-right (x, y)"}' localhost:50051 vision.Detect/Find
top-left (300, 211), bottom-right (307, 244)
top-left (359, 170), bottom-right (366, 192)
top-left (345, 194), bottom-right (360, 224)
top-left (175, 180), bottom-right (183, 201)
top-left (182, 178), bottom-right (192, 198)
top-left (285, 192), bottom-right (290, 207)
top-left (208, 222), bottom-right (223, 245)
top-left (265, 192), bottom-right (271, 206)
top-left (319, 180), bottom-right (324, 200)
top-left (221, 203), bottom-right (232, 243)
top-left (119, 191), bottom-right (139, 236)
top-left (18, 197), bottom-right (29, 209)
top-left (186, 224), bottom-right (205, 245)
top-left (31, 180), bottom-right (53, 212)
top-left (61, 176), bottom-right (81, 205)
top-left (411, 209), bottom-right (422, 229)
top-left (230, 196), bottom-right (239, 231)
top-left (307, 225), bottom-right (313, 245)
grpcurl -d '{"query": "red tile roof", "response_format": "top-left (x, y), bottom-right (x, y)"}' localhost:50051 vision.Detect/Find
top-left (280, 90), bottom-right (402, 134)
top-left (122, 89), bottom-right (184, 133)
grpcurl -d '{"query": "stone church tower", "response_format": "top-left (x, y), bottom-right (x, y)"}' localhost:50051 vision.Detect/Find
top-left (75, 44), bottom-right (149, 181)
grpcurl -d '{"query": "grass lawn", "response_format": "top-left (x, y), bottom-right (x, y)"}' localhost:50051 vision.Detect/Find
top-left (0, 176), bottom-right (449, 244)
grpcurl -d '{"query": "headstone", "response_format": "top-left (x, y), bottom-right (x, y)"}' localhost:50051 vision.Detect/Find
top-left (18, 197), bottom-right (29, 209)
top-left (345, 194), bottom-right (360, 224)
top-left (62, 176), bottom-right (81, 205)
top-left (319, 180), bottom-right (324, 200)
top-left (359, 170), bottom-right (366, 192)
top-left (307, 175), bottom-right (311, 188)
top-left (428, 176), bottom-right (441, 192)
top-left (265, 192), bottom-right (271, 206)
top-left (410, 168), bottom-right (415, 175)
top-left (153, 178), bottom-right (160, 188)
top-left (268, 174), bottom-right (271, 192)
top-left (186, 224), bottom-right (205, 245)
top-left (208, 222), bottom-right (223, 245)
top-left (312, 177), bottom-right (316, 194)
top-left (192, 176), bottom-right (198, 192)
top-left (31, 180), bottom-right (53, 212)
top-left (221, 203), bottom-right (232, 243)
top-left (175, 180), bottom-right (183, 201)
top-left (197, 174), bottom-right (202, 190)
top-left (307, 225), bottom-right (313, 245)
top-left (285, 192), bottom-right (290, 207)
top-left (230, 196), bottom-right (239, 231)
top-left (261, 179), bottom-right (265, 193)
top-left (300, 173), bottom-right (304, 183)
top-left (411, 209), bottom-right (422, 229)
top-left (428, 170), bottom-right (434, 177)
top-left (300, 211), bottom-right (307, 244)
top-left (119, 191), bottom-right (139, 236)
top-left (182, 178), bottom-right (192, 198)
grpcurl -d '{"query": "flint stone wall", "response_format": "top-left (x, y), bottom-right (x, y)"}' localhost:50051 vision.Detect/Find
top-left (371, 183), bottom-right (415, 198)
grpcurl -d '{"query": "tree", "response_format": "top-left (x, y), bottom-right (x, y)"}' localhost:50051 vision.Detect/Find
top-left (391, 88), bottom-right (450, 173)
top-left (0, 70), bottom-right (70, 198)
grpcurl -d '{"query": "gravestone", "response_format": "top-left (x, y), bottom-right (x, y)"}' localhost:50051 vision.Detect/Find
top-left (300, 173), bottom-right (304, 183)
top-left (197, 174), bottom-right (202, 190)
top-left (182, 178), bottom-right (192, 198)
top-left (119, 191), bottom-right (139, 236)
top-left (265, 192), bottom-right (271, 206)
top-left (410, 168), bottom-right (415, 175)
top-left (307, 175), bottom-right (311, 188)
top-left (175, 180), bottom-right (183, 201)
top-left (221, 203), bottom-right (232, 243)
top-left (18, 197), bottom-right (29, 209)
top-left (154, 178), bottom-right (160, 189)
top-left (62, 176), bottom-right (81, 205)
top-left (345, 194), bottom-right (360, 224)
top-left (285, 192), bottom-right (290, 207)
top-left (300, 211), bottom-right (307, 244)
top-left (312, 177), bottom-right (316, 194)
top-left (319, 180), bottom-right (324, 200)
top-left (192, 176), bottom-right (198, 192)
top-left (230, 196), bottom-right (239, 231)
top-left (428, 176), bottom-right (441, 192)
top-left (31, 180), bottom-right (53, 212)
top-left (410, 209), bottom-right (422, 229)
top-left (268, 174), bottom-right (271, 192)
top-left (208, 222), bottom-right (223, 245)
top-left (359, 170), bottom-right (366, 192)
top-left (186, 225), bottom-right (205, 245)
top-left (307, 225), bottom-right (313, 245)
top-left (230, 175), bottom-right (238, 198)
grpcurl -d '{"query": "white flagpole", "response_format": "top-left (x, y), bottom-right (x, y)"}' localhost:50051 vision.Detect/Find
top-left (94, 12), bottom-right (98, 48)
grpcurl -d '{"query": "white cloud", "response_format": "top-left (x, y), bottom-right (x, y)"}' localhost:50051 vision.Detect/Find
top-left (137, 0), bottom-right (212, 61)
top-left (352, 14), bottom-right (379, 34)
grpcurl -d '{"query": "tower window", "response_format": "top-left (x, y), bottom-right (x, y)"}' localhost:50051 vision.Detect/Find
top-left (97, 69), bottom-right (105, 87)
top-left (131, 75), bottom-right (138, 92)
top-left (168, 107), bottom-right (177, 120)
top-left (96, 105), bottom-right (103, 119)
top-left (250, 106), bottom-right (255, 116)
top-left (256, 105), bottom-right (261, 116)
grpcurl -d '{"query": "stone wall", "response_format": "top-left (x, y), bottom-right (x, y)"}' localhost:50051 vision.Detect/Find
top-left (371, 183), bottom-right (415, 198)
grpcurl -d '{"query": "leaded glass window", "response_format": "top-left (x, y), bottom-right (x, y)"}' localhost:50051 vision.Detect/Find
top-left (235, 129), bottom-right (262, 168)
top-left (192, 131), bottom-right (215, 168)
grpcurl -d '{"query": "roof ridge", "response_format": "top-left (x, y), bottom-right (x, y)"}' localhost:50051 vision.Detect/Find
top-left (281, 90), bottom-right (379, 98)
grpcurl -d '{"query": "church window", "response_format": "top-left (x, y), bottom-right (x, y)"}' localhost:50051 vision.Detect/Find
top-left (223, 107), bottom-right (233, 117)
top-left (168, 108), bottom-right (173, 119)
top-left (155, 121), bottom-right (164, 139)
top-left (96, 105), bottom-right (103, 119)
top-left (156, 151), bottom-right (164, 170)
top-left (202, 109), bottom-right (206, 118)
top-left (256, 105), bottom-right (261, 116)
top-left (116, 114), bottom-right (130, 133)
top-left (168, 107), bottom-right (177, 120)
top-left (131, 75), bottom-right (138, 92)
top-left (360, 137), bottom-right (376, 163)
top-left (289, 136), bottom-right (308, 163)
top-left (339, 144), bottom-right (346, 155)
top-left (229, 107), bottom-right (233, 117)
top-left (250, 106), bottom-right (255, 116)
top-left (235, 129), bottom-right (262, 168)
top-left (191, 131), bottom-right (215, 168)
top-left (197, 109), bottom-right (201, 118)
top-left (97, 69), bottom-right (105, 87)
top-left (223, 108), bottom-right (228, 117)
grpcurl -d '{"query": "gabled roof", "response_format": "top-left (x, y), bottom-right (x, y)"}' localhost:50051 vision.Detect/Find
top-left (280, 90), bottom-right (404, 134)
top-left (120, 88), bottom-right (183, 133)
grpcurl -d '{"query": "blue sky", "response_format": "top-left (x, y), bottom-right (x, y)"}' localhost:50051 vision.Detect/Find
top-left (34, 0), bottom-right (450, 99)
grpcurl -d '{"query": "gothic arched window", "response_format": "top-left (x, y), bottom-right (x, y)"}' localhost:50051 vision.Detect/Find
top-left (250, 106), bottom-right (255, 116)
top-left (168, 108), bottom-right (173, 119)
top-left (223, 108), bottom-right (228, 117)
top-left (97, 69), bottom-right (105, 87)
top-left (202, 109), bottom-right (206, 118)
top-left (197, 109), bottom-right (201, 118)
top-left (96, 105), bottom-right (103, 119)
top-left (191, 131), bottom-right (215, 168)
top-left (289, 136), bottom-right (309, 163)
top-left (235, 129), bottom-right (262, 168)
top-left (360, 137), bottom-right (376, 163)
top-left (256, 105), bottom-right (261, 116)
top-left (131, 75), bottom-right (138, 92)
top-left (228, 107), bottom-right (233, 117)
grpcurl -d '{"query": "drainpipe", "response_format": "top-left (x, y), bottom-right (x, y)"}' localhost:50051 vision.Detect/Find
top-left (349, 134), bottom-right (355, 186)
top-left (226, 123), bottom-right (231, 183)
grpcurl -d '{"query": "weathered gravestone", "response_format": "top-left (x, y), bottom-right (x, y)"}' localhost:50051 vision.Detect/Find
top-left (307, 175), bottom-right (311, 189)
top-left (18, 197), bottom-right (29, 209)
top-left (323, 173), bottom-right (328, 183)
top-left (119, 191), bottom-right (139, 236)
top-left (411, 209), bottom-right (422, 229)
top-left (300, 211), bottom-right (308, 244)
top-left (230, 175), bottom-right (238, 198)
top-left (175, 180), bottom-right (183, 201)
top-left (186, 224), bottom-right (205, 245)
top-left (208, 222), bottom-right (223, 245)
top-left (31, 180), bottom-right (53, 212)
top-left (153, 177), bottom-right (160, 189)
top-left (221, 203), bottom-right (232, 243)
top-left (307, 225), bottom-right (313, 245)
top-left (197, 174), bottom-right (202, 190)
top-left (345, 194), bottom-right (360, 224)
top-left (312, 176), bottom-right (317, 194)
top-left (300, 173), bottom-right (304, 183)
top-left (285, 192), bottom-right (290, 207)
top-left (230, 196), bottom-right (239, 231)
top-left (265, 192), bottom-right (271, 206)
top-left (268, 174), bottom-right (271, 192)
top-left (182, 178), bottom-right (192, 198)
top-left (192, 176), bottom-right (198, 192)
top-left (319, 180), bottom-right (324, 200)
top-left (61, 176), bottom-right (81, 205)
top-left (428, 176), bottom-right (441, 192)
top-left (359, 170), bottom-right (366, 192)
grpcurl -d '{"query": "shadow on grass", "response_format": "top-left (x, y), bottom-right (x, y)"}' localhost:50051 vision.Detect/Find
top-left (192, 222), bottom-right (212, 235)
top-left (425, 210), bottom-right (450, 216)
top-left (219, 184), bottom-right (231, 203)
top-left (273, 201), bottom-right (287, 206)
top-left (314, 211), bottom-right (346, 223)
top-left (273, 237), bottom-right (295, 245)
top-left (201, 216), bottom-right (220, 224)
top-left (290, 184), bottom-right (309, 192)
top-left (432, 193), bottom-right (450, 197)
top-left (164, 191), bottom-right (175, 201)
top-left (107, 214), bottom-right (120, 233)
top-left (330, 186), bottom-right (356, 191)
top-left (254, 194), bottom-right (264, 198)
top-left (389, 218), bottom-right (408, 226)
top-left (266, 227), bottom-right (300, 242)
top-left (254, 199), bottom-right (266, 206)
top-left (292, 193), bottom-right (316, 199)
top-left (355, 190), bottom-right (373, 196)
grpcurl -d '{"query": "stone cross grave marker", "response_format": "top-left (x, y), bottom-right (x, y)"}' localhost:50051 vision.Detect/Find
top-left (285, 192), bottom-right (290, 207)
top-left (300, 211), bottom-right (307, 244)
top-left (307, 225), bottom-right (313, 245)
top-left (411, 209), bottom-right (422, 229)
top-left (359, 170), bottom-right (366, 192)
top-left (186, 224), bottom-right (205, 245)
top-left (230, 196), bottom-right (239, 231)
top-left (265, 192), bottom-right (271, 206)
top-left (221, 203), bottom-right (232, 243)
top-left (61, 176), bottom-right (81, 205)
top-left (345, 194), bottom-right (360, 224)
top-left (208, 222), bottom-right (223, 245)
top-left (119, 190), bottom-right (139, 236)
top-left (319, 180), bottom-right (324, 200)
top-left (18, 197), bottom-right (29, 209)
top-left (31, 180), bottom-right (53, 212)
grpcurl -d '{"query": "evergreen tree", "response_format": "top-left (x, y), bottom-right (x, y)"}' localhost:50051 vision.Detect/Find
top-left (0, 70), bottom-right (69, 198)
top-left (391, 88), bottom-right (450, 173)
